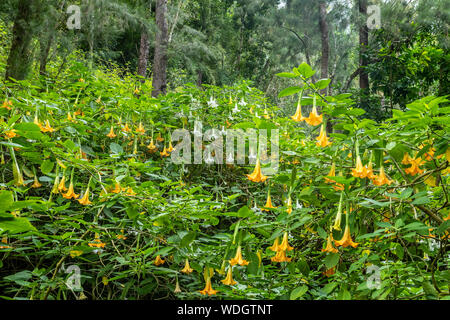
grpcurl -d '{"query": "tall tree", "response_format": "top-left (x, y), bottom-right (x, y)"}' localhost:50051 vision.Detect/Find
top-left (319, 1), bottom-right (329, 86)
top-left (5, 0), bottom-right (37, 81)
top-left (152, 0), bottom-right (168, 97)
top-left (39, 1), bottom-right (65, 76)
top-left (358, 0), bottom-right (369, 92)
top-left (137, 27), bottom-right (150, 80)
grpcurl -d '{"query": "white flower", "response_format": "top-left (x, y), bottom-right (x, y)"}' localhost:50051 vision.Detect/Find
top-left (238, 98), bottom-right (247, 107)
top-left (207, 97), bottom-right (218, 108)
top-left (296, 199), bottom-right (302, 209)
top-left (232, 103), bottom-right (240, 113)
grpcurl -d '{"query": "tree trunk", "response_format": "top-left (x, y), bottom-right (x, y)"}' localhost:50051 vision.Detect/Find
top-left (359, 0), bottom-right (369, 92)
top-left (137, 28), bottom-right (150, 81)
top-left (39, 0), bottom-right (65, 77)
top-left (152, 0), bottom-right (168, 97)
top-left (319, 1), bottom-right (332, 133)
top-left (39, 31), bottom-right (54, 77)
top-left (319, 2), bottom-right (329, 87)
top-left (196, 70), bottom-right (203, 88)
top-left (5, 0), bottom-right (36, 81)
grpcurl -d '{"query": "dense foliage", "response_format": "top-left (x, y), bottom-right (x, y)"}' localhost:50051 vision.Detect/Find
top-left (0, 0), bottom-right (449, 301)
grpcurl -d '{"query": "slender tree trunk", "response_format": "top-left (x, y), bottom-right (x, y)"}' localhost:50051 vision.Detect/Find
top-left (359, 0), bottom-right (369, 92)
top-left (152, 0), bottom-right (168, 97)
top-left (5, 0), bottom-right (36, 81)
top-left (39, 31), bottom-right (54, 76)
top-left (196, 70), bottom-right (203, 88)
top-left (319, 1), bottom-right (332, 132)
top-left (39, 0), bottom-right (66, 76)
top-left (137, 28), bottom-right (150, 81)
top-left (319, 2), bottom-right (329, 86)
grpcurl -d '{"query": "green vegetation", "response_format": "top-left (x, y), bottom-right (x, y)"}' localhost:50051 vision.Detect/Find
top-left (0, 0), bottom-right (448, 300)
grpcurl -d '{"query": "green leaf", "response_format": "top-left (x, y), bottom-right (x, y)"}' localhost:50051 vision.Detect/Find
top-left (40, 160), bottom-right (54, 175)
top-left (126, 207), bottom-right (139, 219)
top-left (314, 79), bottom-right (331, 90)
top-left (290, 285), bottom-right (308, 300)
top-left (437, 220), bottom-right (450, 234)
top-left (110, 142), bottom-right (124, 155)
top-left (180, 231), bottom-right (196, 247)
top-left (324, 253), bottom-right (340, 269)
top-left (411, 197), bottom-right (430, 205)
top-left (236, 206), bottom-right (254, 218)
top-left (0, 217), bottom-right (37, 233)
top-left (422, 282), bottom-right (438, 300)
top-left (278, 86), bottom-right (303, 98)
top-left (297, 62), bottom-right (315, 79)
top-left (0, 191), bottom-right (14, 212)
top-left (276, 72), bottom-right (298, 78)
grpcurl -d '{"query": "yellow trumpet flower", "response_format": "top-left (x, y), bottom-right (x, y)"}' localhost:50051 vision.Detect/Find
top-left (315, 124), bottom-right (331, 147)
top-left (107, 126), bottom-right (117, 138)
top-left (160, 146), bottom-right (170, 157)
top-left (322, 234), bottom-right (338, 253)
top-left (404, 157), bottom-right (425, 176)
top-left (88, 234), bottom-right (106, 248)
top-left (221, 266), bottom-right (237, 286)
top-left (58, 175), bottom-right (68, 192)
top-left (304, 105), bottom-right (323, 126)
top-left (167, 141), bottom-right (174, 153)
top-left (268, 238), bottom-right (280, 252)
top-left (261, 191), bottom-right (277, 211)
top-left (31, 175), bottom-right (42, 188)
top-left (147, 139), bottom-right (157, 153)
top-left (63, 182), bottom-right (80, 199)
top-left (229, 246), bottom-right (249, 266)
top-left (1, 99), bottom-right (12, 110)
top-left (246, 158), bottom-right (268, 183)
top-left (372, 166), bottom-right (392, 186)
top-left (4, 130), bottom-right (18, 139)
top-left (111, 182), bottom-right (121, 194)
top-left (199, 275), bottom-right (218, 295)
top-left (335, 224), bottom-right (359, 248)
top-left (181, 258), bottom-right (194, 274)
top-left (154, 255), bottom-right (165, 266)
top-left (270, 249), bottom-right (292, 263)
top-left (364, 161), bottom-right (377, 180)
top-left (122, 123), bottom-right (132, 133)
top-left (40, 120), bottom-right (54, 133)
top-left (136, 122), bottom-right (146, 134)
top-left (278, 232), bottom-right (294, 252)
top-left (324, 163), bottom-right (336, 184)
top-left (351, 155), bottom-right (367, 178)
top-left (286, 197), bottom-right (292, 214)
top-left (291, 100), bottom-right (306, 122)
top-left (78, 186), bottom-right (92, 205)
